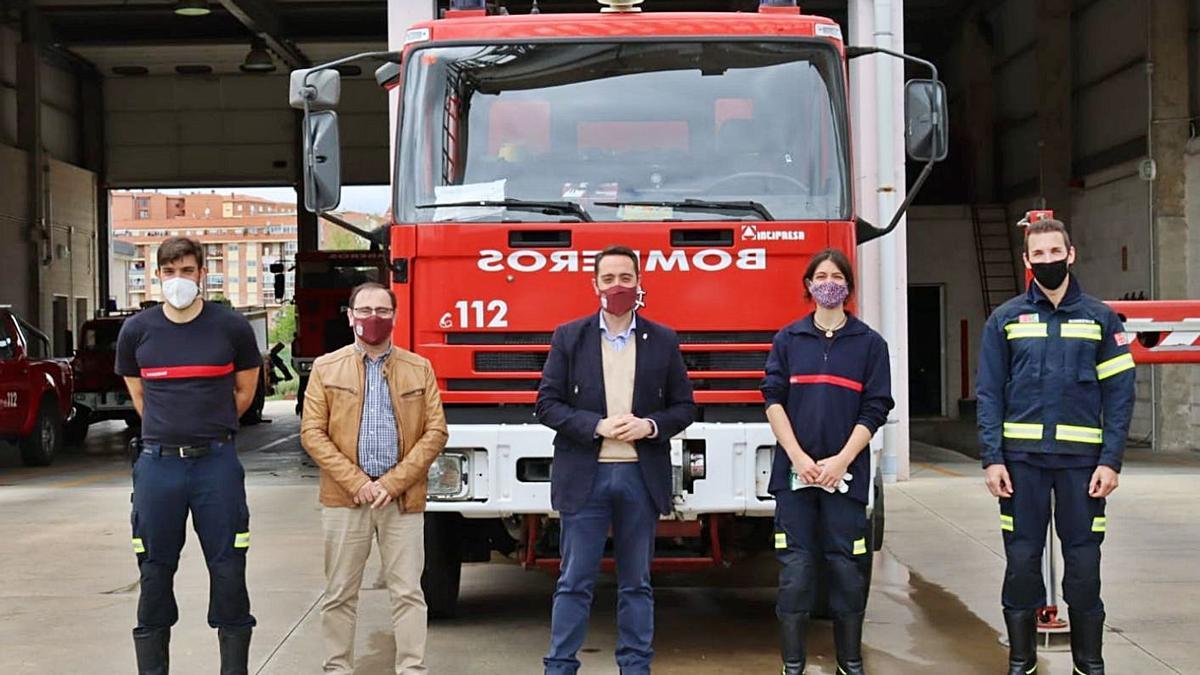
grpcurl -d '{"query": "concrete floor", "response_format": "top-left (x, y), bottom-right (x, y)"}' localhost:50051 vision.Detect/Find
top-left (1, 401), bottom-right (1198, 674)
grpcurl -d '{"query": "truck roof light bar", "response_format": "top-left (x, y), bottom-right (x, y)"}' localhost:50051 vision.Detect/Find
top-left (599, 0), bottom-right (643, 13)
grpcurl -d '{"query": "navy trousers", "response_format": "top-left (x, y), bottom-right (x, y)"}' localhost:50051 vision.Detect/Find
top-left (1000, 461), bottom-right (1106, 613)
top-left (545, 463), bottom-right (659, 675)
top-left (131, 439), bottom-right (255, 630)
top-left (774, 486), bottom-right (871, 618)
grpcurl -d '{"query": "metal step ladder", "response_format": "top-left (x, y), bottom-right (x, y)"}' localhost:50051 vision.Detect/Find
top-left (972, 205), bottom-right (1021, 317)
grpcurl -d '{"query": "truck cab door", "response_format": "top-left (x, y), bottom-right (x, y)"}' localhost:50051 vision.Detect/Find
top-left (0, 314), bottom-right (29, 433)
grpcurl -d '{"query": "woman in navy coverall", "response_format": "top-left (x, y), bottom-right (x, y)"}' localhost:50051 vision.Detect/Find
top-left (761, 248), bottom-right (894, 675)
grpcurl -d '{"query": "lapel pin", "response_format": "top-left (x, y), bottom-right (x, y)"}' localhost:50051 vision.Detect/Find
top-left (642, 333), bottom-right (648, 340)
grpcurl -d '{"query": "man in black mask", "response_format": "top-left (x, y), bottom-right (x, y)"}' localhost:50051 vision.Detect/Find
top-left (976, 218), bottom-right (1136, 675)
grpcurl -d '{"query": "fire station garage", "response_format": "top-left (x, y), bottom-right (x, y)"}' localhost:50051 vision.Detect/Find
top-left (1, 1), bottom-right (1198, 673)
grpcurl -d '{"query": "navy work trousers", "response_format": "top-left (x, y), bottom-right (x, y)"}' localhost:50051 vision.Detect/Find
top-left (131, 439), bottom-right (255, 630)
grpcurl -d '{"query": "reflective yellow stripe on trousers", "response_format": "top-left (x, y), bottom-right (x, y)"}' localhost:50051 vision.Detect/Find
top-left (1003, 422), bottom-right (1044, 440)
top-left (1056, 424), bottom-right (1103, 445)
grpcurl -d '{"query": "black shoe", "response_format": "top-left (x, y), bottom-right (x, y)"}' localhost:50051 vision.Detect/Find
top-left (1003, 610), bottom-right (1038, 675)
top-left (833, 612), bottom-right (866, 675)
top-left (218, 627), bottom-right (252, 675)
top-left (1069, 610), bottom-right (1105, 675)
top-left (779, 611), bottom-right (807, 675)
top-left (132, 627), bottom-right (170, 675)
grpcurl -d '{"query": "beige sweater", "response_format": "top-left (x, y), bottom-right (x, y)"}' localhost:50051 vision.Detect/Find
top-left (599, 336), bottom-right (638, 462)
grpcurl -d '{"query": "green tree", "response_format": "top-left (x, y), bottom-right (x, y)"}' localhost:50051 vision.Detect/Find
top-left (270, 304), bottom-right (296, 344)
top-left (324, 224), bottom-right (370, 251)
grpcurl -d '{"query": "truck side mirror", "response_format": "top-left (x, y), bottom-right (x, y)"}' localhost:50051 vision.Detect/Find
top-left (904, 79), bottom-right (948, 163)
top-left (303, 110), bottom-right (343, 213)
top-left (375, 62), bottom-right (402, 89)
top-left (289, 68), bottom-right (341, 110)
top-left (274, 272), bottom-right (286, 302)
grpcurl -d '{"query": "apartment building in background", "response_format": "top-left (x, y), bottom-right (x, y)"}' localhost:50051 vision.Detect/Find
top-left (111, 191), bottom-right (299, 309)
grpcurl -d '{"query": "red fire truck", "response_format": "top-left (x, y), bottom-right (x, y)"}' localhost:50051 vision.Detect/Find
top-left (0, 306), bottom-right (74, 466)
top-left (288, 250), bottom-right (390, 413)
top-left (289, 0), bottom-right (948, 615)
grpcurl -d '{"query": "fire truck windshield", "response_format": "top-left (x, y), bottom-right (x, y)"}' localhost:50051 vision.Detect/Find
top-left (397, 40), bottom-right (848, 223)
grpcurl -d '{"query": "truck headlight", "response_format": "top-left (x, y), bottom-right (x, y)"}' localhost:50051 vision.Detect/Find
top-left (427, 452), bottom-right (470, 500)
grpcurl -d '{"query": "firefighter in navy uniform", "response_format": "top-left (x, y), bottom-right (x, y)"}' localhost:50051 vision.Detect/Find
top-left (761, 249), bottom-right (894, 675)
top-left (117, 237), bottom-right (264, 675)
top-left (977, 218), bottom-right (1136, 675)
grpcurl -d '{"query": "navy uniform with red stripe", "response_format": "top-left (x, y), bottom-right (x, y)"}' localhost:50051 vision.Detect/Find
top-left (761, 314), bottom-right (893, 671)
top-left (116, 302), bottom-right (262, 656)
top-left (977, 275), bottom-right (1135, 675)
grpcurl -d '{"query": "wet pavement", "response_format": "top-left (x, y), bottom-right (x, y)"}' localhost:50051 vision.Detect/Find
top-left (1, 403), bottom-right (1197, 674)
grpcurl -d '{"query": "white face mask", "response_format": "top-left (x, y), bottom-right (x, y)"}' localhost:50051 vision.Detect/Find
top-left (161, 276), bottom-right (200, 309)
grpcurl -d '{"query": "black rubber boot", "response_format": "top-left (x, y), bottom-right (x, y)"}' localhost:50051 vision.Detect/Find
top-left (218, 627), bottom-right (252, 675)
top-left (1003, 609), bottom-right (1038, 675)
top-left (1069, 610), bottom-right (1105, 675)
top-left (832, 612), bottom-right (866, 675)
top-left (132, 627), bottom-right (170, 675)
top-left (778, 611), bottom-right (807, 675)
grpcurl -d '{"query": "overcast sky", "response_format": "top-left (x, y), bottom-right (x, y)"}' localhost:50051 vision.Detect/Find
top-left (147, 185), bottom-right (392, 215)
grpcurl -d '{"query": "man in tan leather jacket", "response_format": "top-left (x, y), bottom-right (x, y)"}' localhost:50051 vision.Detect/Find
top-left (301, 281), bottom-right (448, 675)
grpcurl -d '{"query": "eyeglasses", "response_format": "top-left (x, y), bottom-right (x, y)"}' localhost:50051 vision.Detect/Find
top-left (351, 306), bottom-right (395, 319)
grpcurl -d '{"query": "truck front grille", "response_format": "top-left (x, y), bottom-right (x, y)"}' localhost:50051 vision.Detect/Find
top-left (448, 330), bottom-right (773, 346)
top-left (472, 351), bottom-right (767, 373)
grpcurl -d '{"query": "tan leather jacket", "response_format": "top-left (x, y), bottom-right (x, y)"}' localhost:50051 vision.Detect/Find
top-left (300, 344), bottom-right (448, 511)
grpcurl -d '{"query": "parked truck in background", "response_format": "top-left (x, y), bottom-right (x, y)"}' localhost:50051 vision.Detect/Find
top-left (0, 306), bottom-right (75, 466)
top-left (67, 311), bottom-right (140, 444)
top-left (289, 0), bottom-right (948, 615)
top-left (68, 305), bottom-right (283, 444)
top-left (287, 250), bottom-right (389, 414)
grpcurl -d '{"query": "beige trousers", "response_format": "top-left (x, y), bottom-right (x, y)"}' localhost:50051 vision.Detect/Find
top-left (321, 505), bottom-right (428, 675)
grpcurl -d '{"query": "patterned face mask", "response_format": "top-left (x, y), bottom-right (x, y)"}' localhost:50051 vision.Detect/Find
top-left (808, 280), bottom-right (849, 309)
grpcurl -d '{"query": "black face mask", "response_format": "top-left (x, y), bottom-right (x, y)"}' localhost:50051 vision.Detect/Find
top-left (1030, 258), bottom-right (1070, 290)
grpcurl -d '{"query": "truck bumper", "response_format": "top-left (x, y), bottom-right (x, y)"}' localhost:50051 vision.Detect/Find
top-left (425, 422), bottom-right (880, 518)
top-left (73, 391), bottom-right (135, 420)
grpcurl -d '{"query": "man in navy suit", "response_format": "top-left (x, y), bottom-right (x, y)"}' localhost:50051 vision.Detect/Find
top-left (537, 245), bottom-right (697, 675)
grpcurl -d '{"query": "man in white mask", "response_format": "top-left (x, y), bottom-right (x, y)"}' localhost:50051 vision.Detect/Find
top-left (116, 236), bottom-right (264, 675)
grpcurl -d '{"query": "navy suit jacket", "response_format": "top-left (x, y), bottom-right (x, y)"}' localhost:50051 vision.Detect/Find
top-left (536, 313), bottom-right (697, 515)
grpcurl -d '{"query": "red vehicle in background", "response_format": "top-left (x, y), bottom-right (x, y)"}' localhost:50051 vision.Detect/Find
top-left (68, 311), bottom-right (142, 443)
top-left (288, 250), bottom-right (388, 413)
top-left (70, 305), bottom-right (283, 441)
top-left (0, 306), bottom-right (74, 466)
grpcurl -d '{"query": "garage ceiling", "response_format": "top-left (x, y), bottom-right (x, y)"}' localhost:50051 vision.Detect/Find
top-left (30, 0), bottom-right (973, 80)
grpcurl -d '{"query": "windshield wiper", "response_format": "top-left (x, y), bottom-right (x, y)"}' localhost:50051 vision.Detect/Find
top-left (415, 198), bottom-right (593, 222)
top-left (593, 199), bottom-right (774, 221)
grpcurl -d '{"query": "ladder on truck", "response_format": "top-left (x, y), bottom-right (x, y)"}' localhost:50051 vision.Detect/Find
top-left (972, 205), bottom-right (1021, 316)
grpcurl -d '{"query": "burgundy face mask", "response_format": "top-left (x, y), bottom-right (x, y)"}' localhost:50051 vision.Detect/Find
top-left (600, 285), bottom-right (639, 316)
top-left (354, 315), bottom-right (393, 346)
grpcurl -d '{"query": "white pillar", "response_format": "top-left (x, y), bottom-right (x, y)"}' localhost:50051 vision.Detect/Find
top-left (387, 1), bottom-right (438, 177)
top-left (850, 0), bottom-right (910, 482)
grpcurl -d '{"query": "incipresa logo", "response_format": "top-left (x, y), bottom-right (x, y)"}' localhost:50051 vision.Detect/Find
top-left (741, 225), bottom-right (806, 241)
top-left (477, 248), bottom-right (767, 273)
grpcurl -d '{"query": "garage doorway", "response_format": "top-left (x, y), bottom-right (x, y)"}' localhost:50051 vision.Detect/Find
top-left (908, 285), bottom-right (945, 417)
top-left (52, 296), bottom-right (70, 358)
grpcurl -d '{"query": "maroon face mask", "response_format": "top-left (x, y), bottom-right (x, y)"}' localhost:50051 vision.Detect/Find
top-left (600, 285), bottom-right (639, 316)
top-left (354, 315), bottom-right (393, 346)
